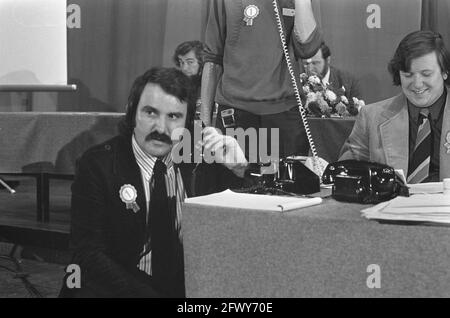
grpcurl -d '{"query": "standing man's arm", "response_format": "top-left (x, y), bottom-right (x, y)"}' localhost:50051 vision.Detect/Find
top-left (294, 0), bottom-right (317, 41)
top-left (293, 0), bottom-right (323, 59)
top-left (201, 0), bottom-right (226, 126)
top-left (200, 62), bottom-right (222, 126)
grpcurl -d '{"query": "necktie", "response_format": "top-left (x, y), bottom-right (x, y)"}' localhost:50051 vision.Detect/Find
top-left (407, 109), bottom-right (431, 184)
top-left (149, 159), bottom-right (183, 296)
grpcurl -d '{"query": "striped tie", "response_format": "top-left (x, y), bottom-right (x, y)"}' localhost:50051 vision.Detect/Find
top-left (407, 109), bottom-right (431, 184)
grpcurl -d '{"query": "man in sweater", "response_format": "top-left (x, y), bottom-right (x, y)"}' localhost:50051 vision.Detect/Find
top-left (200, 0), bottom-right (322, 158)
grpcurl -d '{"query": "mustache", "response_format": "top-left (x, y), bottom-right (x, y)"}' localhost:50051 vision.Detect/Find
top-left (145, 131), bottom-right (172, 145)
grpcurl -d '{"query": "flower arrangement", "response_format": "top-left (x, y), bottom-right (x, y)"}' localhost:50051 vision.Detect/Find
top-left (300, 73), bottom-right (365, 118)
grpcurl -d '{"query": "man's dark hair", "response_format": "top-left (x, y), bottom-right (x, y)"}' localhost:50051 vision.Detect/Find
top-left (172, 41), bottom-right (206, 73)
top-left (119, 67), bottom-right (196, 137)
top-left (320, 42), bottom-right (331, 59)
top-left (388, 30), bottom-right (450, 86)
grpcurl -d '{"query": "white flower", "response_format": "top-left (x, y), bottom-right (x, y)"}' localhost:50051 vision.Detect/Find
top-left (317, 96), bottom-right (330, 113)
top-left (308, 75), bottom-right (321, 85)
top-left (300, 73), bottom-right (308, 82)
top-left (340, 95), bottom-right (349, 104)
top-left (352, 97), bottom-right (366, 111)
top-left (324, 89), bottom-right (337, 102)
top-left (306, 92), bottom-right (317, 102)
top-left (335, 102), bottom-right (347, 115)
top-left (302, 85), bottom-right (310, 94)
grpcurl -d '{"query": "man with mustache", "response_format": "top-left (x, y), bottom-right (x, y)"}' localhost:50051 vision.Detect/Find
top-left (146, 131), bottom-right (173, 146)
top-left (339, 30), bottom-right (450, 183)
top-left (60, 67), bottom-right (249, 297)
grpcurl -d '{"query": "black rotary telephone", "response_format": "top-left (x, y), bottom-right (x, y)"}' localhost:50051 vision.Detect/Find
top-left (322, 160), bottom-right (409, 204)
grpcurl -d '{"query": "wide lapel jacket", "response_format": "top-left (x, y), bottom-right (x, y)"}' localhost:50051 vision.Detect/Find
top-left (378, 93), bottom-right (410, 175)
top-left (340, 89), bottom-right (450, 181)
top-left (111, 134), bottom-right (148, 251)
top-left (110, 135), bottom-right (196, 256)
top-left (378, 90), bottom-right (450, 180)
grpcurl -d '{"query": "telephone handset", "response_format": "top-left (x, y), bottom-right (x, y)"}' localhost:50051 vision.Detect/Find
top-left (271, 0), bottom-right (327, 178)
top-left (322, 160), bottom-right (409, 203)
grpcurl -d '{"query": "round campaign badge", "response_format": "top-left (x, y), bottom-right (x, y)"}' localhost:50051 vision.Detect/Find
top-left (244, 5), bottom-right (259, 18)
top-left (120, 184), bottom-right (137, 204)
top-left (119, 184), bottom-right (140, 212)
top-left (243, 5), bottom-right (259, 26)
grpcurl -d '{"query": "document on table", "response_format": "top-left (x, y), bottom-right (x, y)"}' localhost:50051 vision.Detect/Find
top-left (408, 182), bottom-right (444, 194)
top-left (184, 189), bottom-right (322, 212)
top-left (394, 170), bottom-right (444, 194)
top-left (362, 193), bottom-right (450, 224)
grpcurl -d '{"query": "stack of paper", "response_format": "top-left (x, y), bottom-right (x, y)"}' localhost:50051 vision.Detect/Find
top-left (408, 182), bottom-right (444, 194)
top-left (184, 189), bottom-right (322, 212)
top-left (362, 193), bottom-right (450, 224)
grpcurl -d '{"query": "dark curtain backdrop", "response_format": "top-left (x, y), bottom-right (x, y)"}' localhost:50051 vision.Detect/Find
top-left (53, 0), bottom-right (450, 111)
top-left (421, 0), bottom-right (450, 42)
top-left (313, 0), bottom-right (422, 104)
top-left (2, 0), bottom-right (450, 112)
top-left (57, 0), bottom-right (208, 113)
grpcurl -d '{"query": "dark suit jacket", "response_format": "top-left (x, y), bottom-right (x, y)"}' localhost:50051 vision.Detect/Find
top-left (60, 134), bottom-right (249, 298)
top-left (328, 66), bottom-right (362, 100)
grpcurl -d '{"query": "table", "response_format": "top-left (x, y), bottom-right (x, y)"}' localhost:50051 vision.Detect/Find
top-left (307, 117), bottom-right (355, 163)
top-left (182, 199), bottom-right (450, 297)
top-left (0, 112), bottom-right (122, 220)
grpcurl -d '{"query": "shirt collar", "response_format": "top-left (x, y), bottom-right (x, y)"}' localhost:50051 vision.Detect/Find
top-left (407, 87), bottom-right (446, 122)
top-left (131, 134), bottom-right (173, 180)
top-left (322, 67), bottom-right (331, 86)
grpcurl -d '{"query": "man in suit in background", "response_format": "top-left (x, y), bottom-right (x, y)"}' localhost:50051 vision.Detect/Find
top-left (303, 42), bottom-right (362, 100)
top-left (339, 30), bottom-right (450, 183)
top-left (60, 67), bottom-right (249, 297)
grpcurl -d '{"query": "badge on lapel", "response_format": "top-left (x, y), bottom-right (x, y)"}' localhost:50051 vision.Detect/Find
top-left (243, 5), bottom-right (259, 26)
top-left (119, 184), bottom-right (140, 213)
top-left (445, 131), bottom-right (450, 154)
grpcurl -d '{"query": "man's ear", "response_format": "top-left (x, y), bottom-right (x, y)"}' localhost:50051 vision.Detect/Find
top-left (326, 57), bottom-right (331, 64)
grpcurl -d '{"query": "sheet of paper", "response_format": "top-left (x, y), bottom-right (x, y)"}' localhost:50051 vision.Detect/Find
top-left (361, 193), bottom-right (450, 224)
top-left (185, 189), bottom-right (322, 212)
top-left (408, 182), bottom-right (443, 194)
top-left (387, 194), bottom-right (450, 208)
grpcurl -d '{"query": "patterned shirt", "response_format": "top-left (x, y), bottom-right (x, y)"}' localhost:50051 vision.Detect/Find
top-left (131, 135), bottom-right (186, 275)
